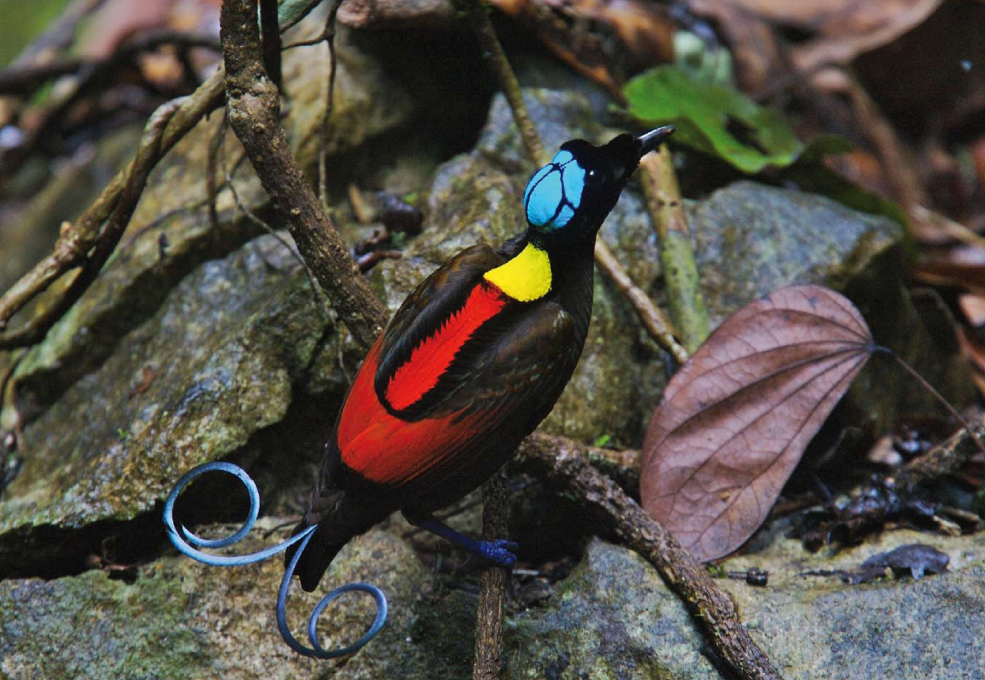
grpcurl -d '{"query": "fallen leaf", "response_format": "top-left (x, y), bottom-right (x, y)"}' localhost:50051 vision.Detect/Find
top-left (641, 285), bottom-right (873, 562)
top-left (492, 0), bottom-right (679, 100)
top-left (958, 294), bottom-right (985, 328)
top-left (853, 543), bottom-right (949, 583)
top-left (912, 245), bottom-right (985, 297)
top-left (692, 0), bottom-right (944, 75)
top-left (787, 0), bottom-right (945, 76)
top-left (132, 365), bottom-right (156, 395)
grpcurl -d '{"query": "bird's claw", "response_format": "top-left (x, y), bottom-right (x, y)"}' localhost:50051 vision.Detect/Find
top-left (478, 539), bottom-right (518, 568)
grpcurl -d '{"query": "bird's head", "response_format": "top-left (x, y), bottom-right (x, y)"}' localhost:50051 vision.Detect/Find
top-left (523, 126), bottom-right (675, 247)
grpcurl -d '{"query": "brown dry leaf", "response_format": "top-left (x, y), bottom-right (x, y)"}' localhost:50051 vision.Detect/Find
top-left (958, 294), bottom-right (985, 328)
top-left (689, 0), bottom-right (945, 92)
top-left (490, 0), bottom-right (677, 98)
top-left (712, 0), bottom-right (944, 73)
top-left (641, 285), bottom-right (873, 562)
top-left (912, 245), bottom-right (985, 296)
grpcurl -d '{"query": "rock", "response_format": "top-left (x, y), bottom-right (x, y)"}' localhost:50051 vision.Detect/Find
top-left (688, 181), bottom-right (974, 435)
top-left (0, 524), bottom-right (471, 680)
top-left (5, 21), bottom-right (418, 424)
top-left (687, 181), bottom-right (900, 327)
top-left (506, 531), bottom-right (985, 679)
top-left (0, 235), bottom-right (342, 577)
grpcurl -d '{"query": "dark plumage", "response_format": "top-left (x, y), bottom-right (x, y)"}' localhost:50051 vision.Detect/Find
top-left (287, 126), bottom-right (675, 591)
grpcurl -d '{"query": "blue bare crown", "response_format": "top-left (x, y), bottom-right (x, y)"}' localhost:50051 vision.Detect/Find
top-left (523, 150), bottom-right (586, 231)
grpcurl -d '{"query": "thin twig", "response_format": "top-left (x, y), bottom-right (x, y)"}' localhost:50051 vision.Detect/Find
top-left (517, 434), bottom-right (782, 680)
top-left (206, 111), bottom-right (228, 233)
top-left (318, 1), bottom-right (343, 211)
top-left (0, 72), bottom-right (226, 345)
top-left (843, 72), bottom-right (926, 211)
top-left (463, 0), bottom-right (547, 167)
top-left (222, 156), bottom-right (334, 322)
top-left (221, 0), bottom-right (386, 348)
top-left (472, 467), bottom-right (510, 680)
top-left (594, 240), bottom-right (688, 364)
top-left (639, 148), bottom-right (709, 352)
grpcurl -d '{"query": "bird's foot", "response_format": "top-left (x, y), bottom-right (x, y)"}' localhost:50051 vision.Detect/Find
top-left (404, 514), bottom-right (518, 569)
top-left (475, 539), bottom-right (519, 568)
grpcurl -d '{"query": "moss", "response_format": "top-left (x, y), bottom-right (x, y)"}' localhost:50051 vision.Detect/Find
top-left (0, 235), bottom-right (339, 552)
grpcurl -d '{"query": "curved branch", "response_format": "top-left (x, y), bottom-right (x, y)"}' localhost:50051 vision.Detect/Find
top-left (0, 0), bottom-right (325, 349)
top-left (0, 77), bottom-right (224, 347)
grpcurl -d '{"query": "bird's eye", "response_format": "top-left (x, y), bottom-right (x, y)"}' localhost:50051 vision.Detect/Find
top-left (522, 150), bottom-right (587, 231)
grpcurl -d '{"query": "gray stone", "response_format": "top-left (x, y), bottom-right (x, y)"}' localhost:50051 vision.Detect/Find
top-left (0, 235), bottom-right (338, 574)
top-left (688, 181), bottom-right (973, 434)
top-left (507, 531), bottom-right (985, 680)
top-left (6, 22), bottom-right (416, 424)
top-left (0, 524), bottom-right (472, 680)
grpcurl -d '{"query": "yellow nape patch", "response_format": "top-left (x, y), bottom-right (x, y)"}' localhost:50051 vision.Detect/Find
top-left (484, 243), bottom-right (552, 302)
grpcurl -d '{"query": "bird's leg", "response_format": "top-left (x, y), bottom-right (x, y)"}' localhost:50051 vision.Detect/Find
top-left (403, 512), bottom-right (517, 568)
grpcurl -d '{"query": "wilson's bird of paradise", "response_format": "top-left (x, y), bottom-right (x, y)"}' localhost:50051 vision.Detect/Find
top-left (287, 125), bottom-right (676, 591)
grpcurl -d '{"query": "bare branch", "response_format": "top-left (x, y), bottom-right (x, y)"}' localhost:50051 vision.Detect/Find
top-left (639, 147), bottom-right (709, 352)
top-left (518, 434), bottom-right (783, 680)
top-left (463, 0), bottom-right (547, 167)
top-left (0, 76), bottom-right (224, 346)
top-left (472, 467), bottom-right (510, 680)
top-left (220, 0), bottom-right (386, 348)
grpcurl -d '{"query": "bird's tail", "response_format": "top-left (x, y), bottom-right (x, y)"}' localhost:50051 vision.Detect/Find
top-left (285, 520), bottom-right (347, 592)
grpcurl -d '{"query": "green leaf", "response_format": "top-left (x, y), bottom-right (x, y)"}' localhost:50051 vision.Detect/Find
top-left (277, 0), bottom-right (324, 28)
top-left (622, 66), bottom-right (804, 173)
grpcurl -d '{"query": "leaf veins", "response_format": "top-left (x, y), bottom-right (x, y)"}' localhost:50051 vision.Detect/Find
top-left (641, 285), bottom-right (873, 562)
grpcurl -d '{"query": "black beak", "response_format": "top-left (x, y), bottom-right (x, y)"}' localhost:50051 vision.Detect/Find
top-left (637, 125), bottom-right (676, 156)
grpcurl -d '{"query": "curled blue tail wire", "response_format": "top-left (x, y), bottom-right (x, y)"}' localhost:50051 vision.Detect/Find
top-left (162, 461), bottom-right (387, 658)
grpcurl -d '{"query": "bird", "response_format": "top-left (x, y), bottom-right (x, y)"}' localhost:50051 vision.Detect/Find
top-left (287, 125), bottom-right (676, 592)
